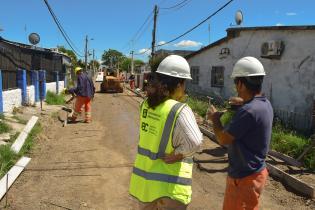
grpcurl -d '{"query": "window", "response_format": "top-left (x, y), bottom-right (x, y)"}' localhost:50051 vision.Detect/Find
top-left (191, 66), bottom-right (199, 84)
top-left (211, 66), bottom-right (224, 87)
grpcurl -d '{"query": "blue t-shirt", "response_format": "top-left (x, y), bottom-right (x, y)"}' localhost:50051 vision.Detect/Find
top-left (225, 96), bottom-right (273, 178)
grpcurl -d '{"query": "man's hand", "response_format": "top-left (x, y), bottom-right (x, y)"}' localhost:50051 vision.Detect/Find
top-left (229, 97), bottom-right (243, 106)
top-left (207, 105), bottom-right (223, 122)
top-left (162, 152), bottom-right (183, 164)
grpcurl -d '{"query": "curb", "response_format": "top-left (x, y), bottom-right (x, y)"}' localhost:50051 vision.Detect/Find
top-left (11, 116), bottom-right (39, 153)
top-left (0, 157), bottom-right (31, 200)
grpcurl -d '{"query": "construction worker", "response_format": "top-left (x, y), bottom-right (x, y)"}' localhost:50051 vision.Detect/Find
top-left (66, 67), bottom-right (95, 123)
top-left (129, 55), bottom-right (203, 210)
top-left (207, 57), bottom-right (273, 210)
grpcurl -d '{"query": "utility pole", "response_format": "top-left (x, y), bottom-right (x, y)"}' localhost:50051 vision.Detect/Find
top-left (208, 23), bottom-right (211, 44)
top-left (84, 35), bottom-right (88, 72)
top-left (151, 5), bottom-right (158, 58)
top-left (131, 50), bottom-right (134, 74)
top-left (92, 49), bottom-right (95, 74)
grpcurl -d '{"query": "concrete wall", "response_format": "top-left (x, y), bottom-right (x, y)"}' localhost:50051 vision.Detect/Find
top-left (26, 85), bottom-right (35, 105)
top-left (3, 89), bottom-right (22, 113)
top-left (3, 80), bottom-right (64, 113)
top-left (46, 82), bottom-right (57, 94)
top-left (187, 29), bottom-right (315, 131)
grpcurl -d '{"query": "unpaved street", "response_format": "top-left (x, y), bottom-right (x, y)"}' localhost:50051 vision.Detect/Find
top-left (1, 90), bottom-right (314, 210)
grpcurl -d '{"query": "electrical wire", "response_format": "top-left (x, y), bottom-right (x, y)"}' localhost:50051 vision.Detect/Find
top-left (120, 11), bottom-right (154, 51)
top-left (43, 0), bottom-right (83, 57)
top-left (157, 0), bottom-right (234, 47)
top-left (136, 0), bottom-right (234, 54)
top-left (160, 0), bottom-right (191, 10)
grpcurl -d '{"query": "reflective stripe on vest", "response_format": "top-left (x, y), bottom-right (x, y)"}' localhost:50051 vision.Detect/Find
top-left (137, 146), bottom-right (193, 164)
top-left (133, 167), bottom-right (192, 186)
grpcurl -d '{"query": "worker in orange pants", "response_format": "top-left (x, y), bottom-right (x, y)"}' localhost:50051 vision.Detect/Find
top-left (66, 67), bottom-right (95, 123)
top-left (72, 96), bottom-right (92, 123)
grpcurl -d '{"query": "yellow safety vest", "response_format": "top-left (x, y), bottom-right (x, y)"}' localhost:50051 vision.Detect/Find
top-left (129, 99), bottom-right (193, 205)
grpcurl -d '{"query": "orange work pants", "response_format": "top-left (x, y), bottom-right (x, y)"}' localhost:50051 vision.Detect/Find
top-left (72, 96), bottom-right (92, 122)
top-left (223, 168), bottom-right (268, 210)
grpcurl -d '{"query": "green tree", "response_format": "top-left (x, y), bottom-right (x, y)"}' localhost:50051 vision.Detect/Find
top-left (57, 46), bottom-right (78, 67)
top-left (120, 58), bottom-right (145, 72)
top-left (89, 60), bottom-right (100, 70)
top-left (101, 49), bottom-right (125, 68)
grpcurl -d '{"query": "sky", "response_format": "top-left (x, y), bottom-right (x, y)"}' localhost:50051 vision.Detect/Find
top-left (0, 0), bottom-right (314, 62)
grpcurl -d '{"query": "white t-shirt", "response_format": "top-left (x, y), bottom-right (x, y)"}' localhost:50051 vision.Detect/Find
top-left (172, 105), bottom-right (203, 157)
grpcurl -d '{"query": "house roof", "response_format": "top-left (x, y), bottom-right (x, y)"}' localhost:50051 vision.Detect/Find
top-left (186, 25), bottom-right (315, 59)
top-left (0, 36), bottom-right (71, 60)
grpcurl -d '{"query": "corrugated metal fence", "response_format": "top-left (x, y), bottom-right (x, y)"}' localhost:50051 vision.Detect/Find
top-left (273, 108), bottom-right (313, 134)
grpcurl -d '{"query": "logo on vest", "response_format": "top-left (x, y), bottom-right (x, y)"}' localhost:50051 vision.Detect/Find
top-left (142, 109), bottom-right (148, 118)
top-left (141, 122), bottom-right (149, 132)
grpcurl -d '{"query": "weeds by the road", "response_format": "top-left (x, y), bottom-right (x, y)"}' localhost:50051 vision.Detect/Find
top-left (12, 115), bottom-right (27, 124)
top-left (187, 96), bottom-right (208, 117)
top-left (46, 91), bottom-right (65, 105)
top-left (0, 123), bottom-right (42, 178)
top-left (18, 123), bottom-right (42, 155)
top-left (0, 145), bottom-right (18, 177)
top-left (0, 121), bottom-right (12, 134)
top-left (271, 122), bottom-right (315, 171)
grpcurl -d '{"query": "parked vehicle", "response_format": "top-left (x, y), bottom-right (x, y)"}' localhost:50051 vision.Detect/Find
top-left (95, 71), bottom-right (104, 82)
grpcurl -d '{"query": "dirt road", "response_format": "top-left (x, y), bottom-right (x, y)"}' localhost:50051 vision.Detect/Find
top-left (1, 89), bottom-right (314, 210)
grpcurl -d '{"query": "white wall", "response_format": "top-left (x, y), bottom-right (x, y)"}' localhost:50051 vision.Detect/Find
top-left (3, 89), bottom-right (22, 113)
top-left (46, 82), bottom-right (57, 94)
top-left (58, 81), bottom-right (64, 94)
top-left (26, 85), bottom-right (35, 105)
top-left (2, 80), bottom-right (64, 113)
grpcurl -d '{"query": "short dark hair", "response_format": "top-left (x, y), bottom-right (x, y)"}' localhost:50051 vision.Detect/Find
top-left (147, 73), bottom-right (185, 108)
top-left (234, 76), bottom-right (264, 93)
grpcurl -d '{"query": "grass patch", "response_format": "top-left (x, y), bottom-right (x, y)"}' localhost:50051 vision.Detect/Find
top-left (0, 145), bottom-right (19, 177)
top-left (12, 115), bottom-right (28, 124)
top-left (18, 123), bottom-right (42, 155)
top-left (186, 95), bottom-right (227, 117)
top-left (271, 122), bottom-right (314, 170)
top-left (0, 123), bottom-right (42, 178)
top-left (187, 96), bottom-right (209, 117)
top-left (0, 121), bottom-right (12, 134)
top-left (46, 91), bottom-right (65, 105)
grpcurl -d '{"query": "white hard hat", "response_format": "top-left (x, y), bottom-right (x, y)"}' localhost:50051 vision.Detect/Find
top-left (156, 55), bottom-right (192, 80)
top-left (231, 56), bottom-right (266, 78)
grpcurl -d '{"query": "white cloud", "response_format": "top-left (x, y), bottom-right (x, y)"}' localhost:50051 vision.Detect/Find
top-left (158, 41), bottom-right (167, 46)
top-left (139, 48), bottom-right (151, 55)
top-left (174, 40), bottom-right (203, 48)
top-left (276, 23), bottom-right (284, 26)
top-left (286, 12), bottom-right (297, 16)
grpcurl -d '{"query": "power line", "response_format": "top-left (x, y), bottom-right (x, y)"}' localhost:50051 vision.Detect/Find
top-left (136, 0), bottom-right (234, 54)
top-left (160, 0), bottom-right (191, 10)
top-left (43, 0), bottom-right (83, 57)
top-left (121, 11), bottom-right (154, 50)
top-left (157, 0), bottom-right (234, 47)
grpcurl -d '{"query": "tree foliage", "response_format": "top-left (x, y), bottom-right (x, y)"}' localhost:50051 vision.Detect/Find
top-left (101, 49), bottom-right (125, 68)
top-left (57, 46), bottom-right (78, 67)
top-left (89, 60), bottom-right (100, 70)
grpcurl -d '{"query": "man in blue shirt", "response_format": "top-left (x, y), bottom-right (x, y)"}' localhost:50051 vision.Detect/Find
top-left (67, 67), bottom-right (95, 123)
top-left (208, 57), bottom-right (273, 210)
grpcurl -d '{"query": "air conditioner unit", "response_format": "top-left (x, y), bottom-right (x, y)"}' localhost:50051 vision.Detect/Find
top-left (261, 40), bottom-right (284, 58)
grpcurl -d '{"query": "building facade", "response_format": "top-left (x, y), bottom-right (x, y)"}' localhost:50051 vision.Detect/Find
top-left (186, 26), bottom-right (315, 132)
